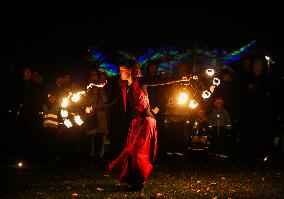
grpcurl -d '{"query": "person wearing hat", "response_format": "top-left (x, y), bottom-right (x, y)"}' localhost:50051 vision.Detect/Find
top-left (209, 97), bottom-right (232, 159)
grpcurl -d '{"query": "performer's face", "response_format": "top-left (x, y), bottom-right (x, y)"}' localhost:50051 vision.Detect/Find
top-left (119, 66), bottom-right (132, 81)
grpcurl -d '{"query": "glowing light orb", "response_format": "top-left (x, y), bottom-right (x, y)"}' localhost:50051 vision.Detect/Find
top-left (189, 100), bottom-right (198, 109)
top-left (71, 91), bottom-right (85, 103)
top-left (85, 106), bottom-right (93, 114)
top-left (64, 119), bottom-right (73, 128)
top-left (265, 56), bottom-right (275, 64)
top-left (206, 69), bottom-right (215, 76)
top-left (263, 156), bottom-right (268, 162)
top-left (60, 83), bottom-right (107, 128)
top-left (74, 115), bottom-right (84, 126)
top-left (177, 92), bottom-right (188, 104)
top-left (202, 90), bottom-right (211, 99)
top-left (61, 98), bottom-right (69, 108)
top-left (61, 109), bottom-right (68, 118)
top-left (210, 85), bottom-right (215, 93)
top-left (213, 78), bottom-right (220, 86)
top-left (17, 162), bottom-right (23, 168)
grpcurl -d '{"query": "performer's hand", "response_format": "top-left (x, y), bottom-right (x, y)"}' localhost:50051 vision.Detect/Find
top-left (85, 106), bottom-right (93, 114)
top-left (152, 107), bottom-right (159, 115)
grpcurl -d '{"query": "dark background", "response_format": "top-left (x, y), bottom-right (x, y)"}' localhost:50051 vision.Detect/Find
top-left (1, 5), bottom-right (283, 73)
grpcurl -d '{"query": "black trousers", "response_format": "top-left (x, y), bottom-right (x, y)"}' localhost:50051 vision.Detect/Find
top-left (211, 126), bottom-right (228, 155)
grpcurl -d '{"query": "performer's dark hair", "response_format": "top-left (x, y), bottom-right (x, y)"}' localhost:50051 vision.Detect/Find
top-left (119, 60), bottom-right (141, 79)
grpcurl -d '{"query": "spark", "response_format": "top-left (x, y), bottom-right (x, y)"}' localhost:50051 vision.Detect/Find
top-left (192, 75), bottom-right (198, 80)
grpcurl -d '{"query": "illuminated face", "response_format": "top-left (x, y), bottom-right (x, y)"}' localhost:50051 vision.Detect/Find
top-left (48, 95), bottom-right (56, 104)
top-left (22, 68), bottom-right (32, 81)
top-left (119, 66), bottom-right (132, 81)
top-left (214, 100), bottom-right (223, 108)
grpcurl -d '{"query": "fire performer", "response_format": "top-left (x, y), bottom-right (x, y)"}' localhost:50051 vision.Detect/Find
top-left (108, 60), bottom-right (193, 191)
top-left (107, 61), bottom-right (208, 192)
top-left (108, 61), bottom-right (158, 192)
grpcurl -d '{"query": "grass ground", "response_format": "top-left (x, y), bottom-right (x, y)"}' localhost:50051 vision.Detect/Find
top-left (1, 152), bottom-right (284, 198)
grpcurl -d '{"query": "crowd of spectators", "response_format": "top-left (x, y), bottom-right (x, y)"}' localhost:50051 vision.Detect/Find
top-left (0, 51), bottom-right (283, 163)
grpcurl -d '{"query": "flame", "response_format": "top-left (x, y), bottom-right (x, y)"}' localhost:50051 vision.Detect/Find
top-left (189, 100), bottom-right (198, 109)
top-left (61, 98), bottom-right (69, 108)
top-left (87, 82), bottom-right (107, 89)
top-left (95, 84), bottom-right (106, 88)
top-left (85, 106), bottom-right (93, 114)
top-left (177, 92), bottom-right (188, 104)
top-left (74, 115), bottom-right (84, 125)
top-left (210, 85), bottom-right (215, 93)
top-left (206, 69), bottom-right (215, 76)
top-left (87, 83), bottom-right (95, 89)
top-left (202, 90), bottom-right (211, 99)
top-left (213, 78), bottom-right (220, 86)
top-left (71, 91), bottom-right (85, 103)
top-left (64, 119), bottom-right (73, 128)
top-left (17, 162), bottom-right (23, 168)
top-left (59, 80), bottom-right (108, 128)
top-left (61, 109), bottom-right (68, 118)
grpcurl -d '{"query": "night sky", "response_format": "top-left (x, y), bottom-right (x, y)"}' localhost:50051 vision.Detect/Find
top-left (1, 5), bottom-right (283, 73)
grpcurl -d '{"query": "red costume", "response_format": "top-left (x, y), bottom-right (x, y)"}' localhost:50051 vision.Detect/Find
top-left (108, 78), bottom-right (158, 187)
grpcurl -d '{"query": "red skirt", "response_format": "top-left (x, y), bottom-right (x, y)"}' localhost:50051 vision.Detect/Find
top-left (108, 116), bottom-right (157, 184)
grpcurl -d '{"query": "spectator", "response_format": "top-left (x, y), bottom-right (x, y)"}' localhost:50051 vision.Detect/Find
top-left (209, 97), bottom-right (232, 159)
